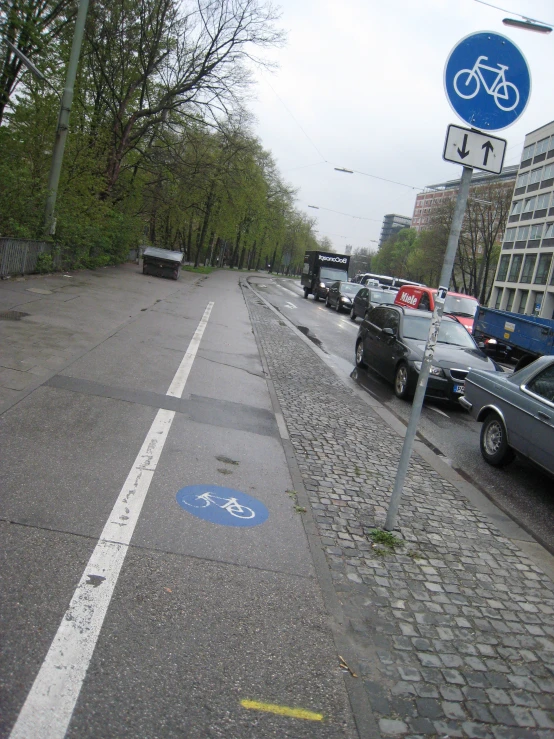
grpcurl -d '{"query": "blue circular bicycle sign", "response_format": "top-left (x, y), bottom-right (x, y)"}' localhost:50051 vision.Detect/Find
top-left (444, 32), bottom-right (531, 131)
top-left (176, 484), bottom-right (269, 527)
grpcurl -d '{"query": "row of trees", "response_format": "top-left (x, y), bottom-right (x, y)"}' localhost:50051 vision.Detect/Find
top-left (0, 0), bottom-right (323, 271)
top-left (371, 182), bottom-right (513, 302)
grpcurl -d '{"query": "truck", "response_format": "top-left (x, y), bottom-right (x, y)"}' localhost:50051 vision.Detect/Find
top-left (473, 306), bottom-right (554, 370)
top-left (301, 250), bottom-right (350, 301)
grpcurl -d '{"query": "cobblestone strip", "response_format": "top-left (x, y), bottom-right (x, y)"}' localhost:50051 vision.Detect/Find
top-left (244, 287), bottom-right (554, 739)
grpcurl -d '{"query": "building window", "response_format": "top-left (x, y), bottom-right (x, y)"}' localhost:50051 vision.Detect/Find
top-left (535, 253), bottom-right (552, 284)
top-left (530, 224), bottom-right (543, 240)
top-left (505, 289), bottom-right (515, 311)
top-left (511, 200), bottom-right (522, 215)
top-left (529, 168), bottom-right (543, 184)
top-left (504, 227), bottom-right (517, 242)
top-left (543, 163), bottom-right (554, 179)
top-left (522, 143), bottom-right (535, 160)
top-left (545, 223), bottom-right (554, 239)
top-left (535, 138), bottom-right (549, 155)
top-left (508, 254), bottom-right (523, 282)
top-left (531, 292), bottom-right (543, 315)
top-left (536, 193), bottom-right (550, 209)
top-left (516, 172), bottom-right (529, 188)
top-left (523, 197), bottom-right (536, 213)
top-left (497, 254), bottom-right (510, 281)
top-left (517, 290), bottom-right (529, 313)
top-left (494, 289), bottom-right (503, 308)
top-left (520, 254), bottom-right (537, 283)
top-left (516, 225), bottom-right (529, 241)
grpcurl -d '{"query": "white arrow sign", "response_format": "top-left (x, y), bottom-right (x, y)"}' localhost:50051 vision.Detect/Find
top-left (443, 124), bottom-right (507, 174)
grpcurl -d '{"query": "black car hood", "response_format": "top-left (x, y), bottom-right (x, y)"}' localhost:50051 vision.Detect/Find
top-left (406, 339), bottom-right (496, 370)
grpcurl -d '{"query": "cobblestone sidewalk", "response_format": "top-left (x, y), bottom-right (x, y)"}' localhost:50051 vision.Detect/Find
top-left (245, 286), bottom-right (554, 739)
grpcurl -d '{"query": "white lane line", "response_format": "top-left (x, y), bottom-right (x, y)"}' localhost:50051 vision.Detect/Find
top-left (9, 302), bottom-right (214, 739)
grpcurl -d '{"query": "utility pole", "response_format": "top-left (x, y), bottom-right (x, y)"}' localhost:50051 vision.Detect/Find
top-left (44, 0), bottom-right (90, 236)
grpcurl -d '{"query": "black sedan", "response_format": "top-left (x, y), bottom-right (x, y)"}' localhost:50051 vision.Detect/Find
top-left (325, 281), bottom-right (363, 312)
top-left (355, 305), bottom-right (498, 402)
top-left (350, 288), bottom-right (396, 321)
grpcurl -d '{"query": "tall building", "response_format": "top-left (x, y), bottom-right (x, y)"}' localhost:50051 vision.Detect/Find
top-left (379, 214), bottom-right (412, 246)
top-left (489, 121), bottom-right (554, 319)
top-left (411, 166), bottom-right (518, 233)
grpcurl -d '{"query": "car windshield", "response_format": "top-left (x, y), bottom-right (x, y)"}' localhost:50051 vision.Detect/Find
top-left (444, 295), bottom-right (479, 318)
top-left (320, 267), bottom-right (348, 281)
top-left (403, 315), bottom-right (477, 348)
top-left (340, 282), bottom-right (361, 295)
top-left (370, 291), bottom-right (396, 305)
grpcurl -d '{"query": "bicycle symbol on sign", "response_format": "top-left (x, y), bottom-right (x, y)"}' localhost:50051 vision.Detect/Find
top-left (181, 491), bottom-right (255, 519)
top-left (454, 56), bottom-right (519, 112)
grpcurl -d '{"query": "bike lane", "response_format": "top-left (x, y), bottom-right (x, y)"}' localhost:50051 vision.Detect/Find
top-left (1, 269), bottom-right (357, 738)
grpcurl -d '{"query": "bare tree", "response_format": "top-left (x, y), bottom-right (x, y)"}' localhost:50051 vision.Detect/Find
top-left (82, 0), bottom-right (284, 197)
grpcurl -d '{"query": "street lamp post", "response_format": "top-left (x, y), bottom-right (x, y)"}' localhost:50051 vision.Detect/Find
top-left (44, 0), bottom-right (90, 236)
top-left (7, 1), bottom-right (90, 236)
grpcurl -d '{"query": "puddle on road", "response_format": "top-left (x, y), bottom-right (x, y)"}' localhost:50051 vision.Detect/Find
top-left (296, 325), bottom-right (326, 352)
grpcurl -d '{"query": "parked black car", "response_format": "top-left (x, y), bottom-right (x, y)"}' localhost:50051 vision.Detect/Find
top-left (350, 288), bottom-right (396, 321)
top-left (325, 281), bottom-right (363, 312)
top-left (355, 305), bottom-right (498, 401)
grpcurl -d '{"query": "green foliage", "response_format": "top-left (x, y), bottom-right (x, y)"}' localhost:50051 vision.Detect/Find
top-left (35, 252), bottom-right (54, 273)
top-left (0, 0), bottom-right (334, 275)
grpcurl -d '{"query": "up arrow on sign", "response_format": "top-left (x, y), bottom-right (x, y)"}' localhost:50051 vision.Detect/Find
top-left (443, 124), bottom-right (507, 174)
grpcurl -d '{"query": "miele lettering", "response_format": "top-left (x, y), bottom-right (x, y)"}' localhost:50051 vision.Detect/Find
top-left (400, 291), bottom-right (418, 306)
top-left (318, 255), bottom-right (348, 264)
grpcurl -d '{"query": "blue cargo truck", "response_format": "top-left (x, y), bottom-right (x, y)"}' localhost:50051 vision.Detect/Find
top-left (473, 306), bottom-right (554, 370)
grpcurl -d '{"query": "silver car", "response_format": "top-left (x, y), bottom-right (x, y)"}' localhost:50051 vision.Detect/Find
top-left (460, 356), bottom-right (554, 473)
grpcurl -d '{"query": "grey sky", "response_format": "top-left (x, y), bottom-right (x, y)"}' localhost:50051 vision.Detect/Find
top-left (250, 0), bottom-right (554, 252)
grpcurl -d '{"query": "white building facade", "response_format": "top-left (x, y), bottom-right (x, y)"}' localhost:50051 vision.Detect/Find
top-left (490, 121), bottom-right (554, 319)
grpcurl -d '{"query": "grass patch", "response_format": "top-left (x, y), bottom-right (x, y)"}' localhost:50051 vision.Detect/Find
top-left (182, 265), bottom-right (214, 274)
top-left (368, 529), bottom-right (403, 551)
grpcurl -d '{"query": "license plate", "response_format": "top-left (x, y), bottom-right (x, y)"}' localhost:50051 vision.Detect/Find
top-left (453, 384), bottom-right (465, 394)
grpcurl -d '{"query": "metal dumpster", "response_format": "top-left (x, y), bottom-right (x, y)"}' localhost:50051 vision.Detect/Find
top-left (142, 247), bottom-right (183, 280)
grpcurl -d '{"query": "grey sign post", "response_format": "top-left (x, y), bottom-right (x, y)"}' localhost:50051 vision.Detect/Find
top-left (384, 30), bottom-right (531, 531)
top-left (384, 165), bottom-right (472, 531)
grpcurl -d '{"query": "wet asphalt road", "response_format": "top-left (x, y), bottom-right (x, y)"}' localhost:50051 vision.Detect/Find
top-left (251, 275), bottom-right (554, 554)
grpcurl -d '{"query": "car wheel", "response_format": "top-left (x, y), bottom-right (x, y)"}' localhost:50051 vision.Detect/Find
top-left (313, 292), bottom-right (319, 301)
top-left (350, 308), bottom-right (356, 321)
top-left (303, 288), bottom-right (309, 299)
top-left (480, 412), bottom-right (515, 467)
top-left (394, 363), bottom-right (412, 400)
top-left (335, 300), bottom-right (341, 312)
top-left (355, 340), bottom-right (366, 368)
top-left (325, 296), bottom-right (330, 307)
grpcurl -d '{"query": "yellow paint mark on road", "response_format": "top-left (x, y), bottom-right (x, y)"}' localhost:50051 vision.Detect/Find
top-left (240, 700), bottom-right (323, 721)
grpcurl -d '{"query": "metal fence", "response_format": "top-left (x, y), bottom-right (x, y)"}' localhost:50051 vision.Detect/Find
top-left (0, 238), bottom-right (62, 278)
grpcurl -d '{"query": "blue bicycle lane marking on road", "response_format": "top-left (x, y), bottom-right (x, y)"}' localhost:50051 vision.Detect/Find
top-left (444, 32), bottom-right (531, 132)
top-left (176, 484), bottom-right (269, 527)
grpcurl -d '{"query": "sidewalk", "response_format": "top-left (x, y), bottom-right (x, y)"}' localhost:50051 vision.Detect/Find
top-left (244, 279), bottom-right (554, 739)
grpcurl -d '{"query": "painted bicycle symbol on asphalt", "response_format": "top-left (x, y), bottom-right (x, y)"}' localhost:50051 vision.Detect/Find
top-left (453, 55), bottom-right (519, 112)
top-left (181, 491), bottom-right (256, 519)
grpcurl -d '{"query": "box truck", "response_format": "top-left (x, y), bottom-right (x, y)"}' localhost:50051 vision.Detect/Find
top-left (301, 250), bottom-right (350, 301)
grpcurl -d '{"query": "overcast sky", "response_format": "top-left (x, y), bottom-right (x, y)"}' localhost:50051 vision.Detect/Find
top-left (248, 0), bottom-right (554, 253)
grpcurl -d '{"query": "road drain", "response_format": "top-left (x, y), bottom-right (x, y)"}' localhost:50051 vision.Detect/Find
top-left (0, 310), bottom-right (29, 321)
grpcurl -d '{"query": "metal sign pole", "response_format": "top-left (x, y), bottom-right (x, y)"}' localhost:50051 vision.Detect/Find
top-left (384, 165), bottom-right (473, 531)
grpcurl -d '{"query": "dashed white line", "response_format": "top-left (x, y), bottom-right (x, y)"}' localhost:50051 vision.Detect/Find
top-left (9, 303), bottom-right (214, 739)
